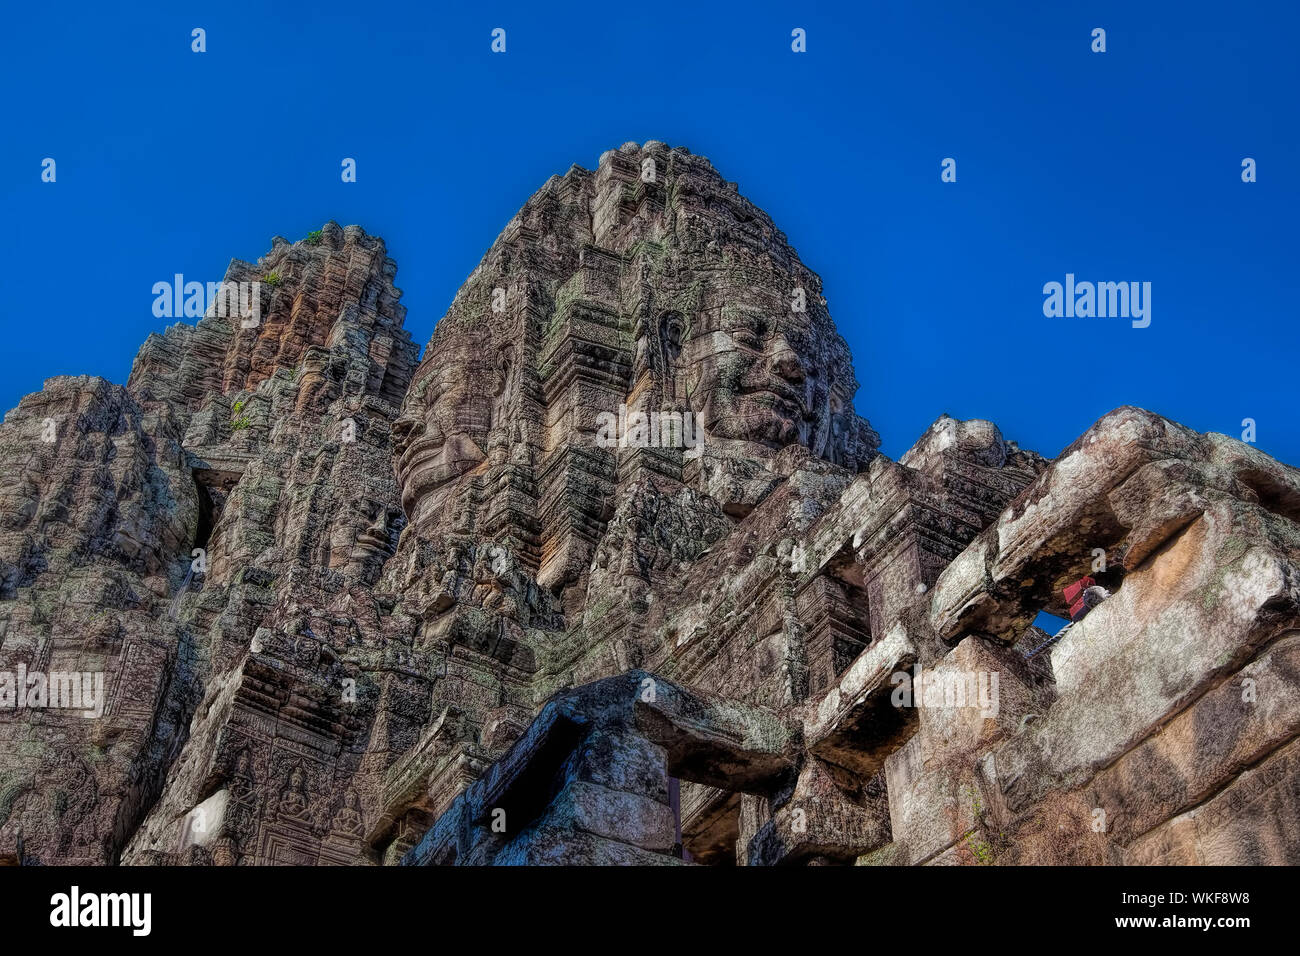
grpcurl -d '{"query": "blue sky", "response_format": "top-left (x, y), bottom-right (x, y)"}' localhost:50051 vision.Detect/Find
top-left (2, 1), bottom-right (1296, 465)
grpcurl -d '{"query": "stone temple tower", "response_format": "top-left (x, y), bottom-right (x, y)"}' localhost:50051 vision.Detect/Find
top-left (4, 145), bottom-right (1298, 868)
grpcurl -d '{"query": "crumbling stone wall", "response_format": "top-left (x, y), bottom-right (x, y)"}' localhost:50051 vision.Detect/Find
top-left (415, 405), bottom-right (1299, 865)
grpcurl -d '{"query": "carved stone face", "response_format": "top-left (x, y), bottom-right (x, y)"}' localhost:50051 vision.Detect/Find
top-left (389, 150), bottom-right (878, 549)
top-left (679, 306), bottom-right (837, 450)
top-left (391, 350), bottom-right (489, 526)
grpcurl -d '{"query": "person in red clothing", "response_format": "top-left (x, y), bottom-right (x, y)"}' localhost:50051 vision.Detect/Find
top-left (1064, 575), bottom-right (1111, 622)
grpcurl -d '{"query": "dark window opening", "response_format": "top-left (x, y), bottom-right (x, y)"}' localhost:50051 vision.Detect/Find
top-left (679, 784), bottom-right (740, 866)
top-left (194, 479), bottom-right (216, 552)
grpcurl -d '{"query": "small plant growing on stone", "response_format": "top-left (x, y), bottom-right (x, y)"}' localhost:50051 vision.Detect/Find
top-left (967, 833), bottom-right (994, 865)
top-left (264, 271), bottom-right (281, 287)
top-left (304, 230), bottom-right (323, 245)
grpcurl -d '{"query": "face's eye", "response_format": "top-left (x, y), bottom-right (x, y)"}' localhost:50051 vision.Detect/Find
top-left (729, 315), bottom-right (765, 350)
top-left (411, 373), bottom-right (440, 408)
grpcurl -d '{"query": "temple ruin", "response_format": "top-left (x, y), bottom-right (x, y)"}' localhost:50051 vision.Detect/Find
top-left (2, 143), bottom-right (1297, 866)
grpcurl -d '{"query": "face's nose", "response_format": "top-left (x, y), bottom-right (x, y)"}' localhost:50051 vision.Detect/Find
top-left (769, 338), bottom-right (806, 385)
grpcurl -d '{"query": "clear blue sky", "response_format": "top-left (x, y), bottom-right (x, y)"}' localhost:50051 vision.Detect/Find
top-left (2, 1), bottom-right (1296, 465)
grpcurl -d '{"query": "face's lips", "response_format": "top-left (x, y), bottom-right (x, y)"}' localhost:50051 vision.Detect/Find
top-left (396, 434), bottom-right (444, 484)
top-left (355, 527), bottom-right (390, 551)
top-left (736, 383), bottom-right (805, 411)
top-left (397, 430), bottom-right (487, 508)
